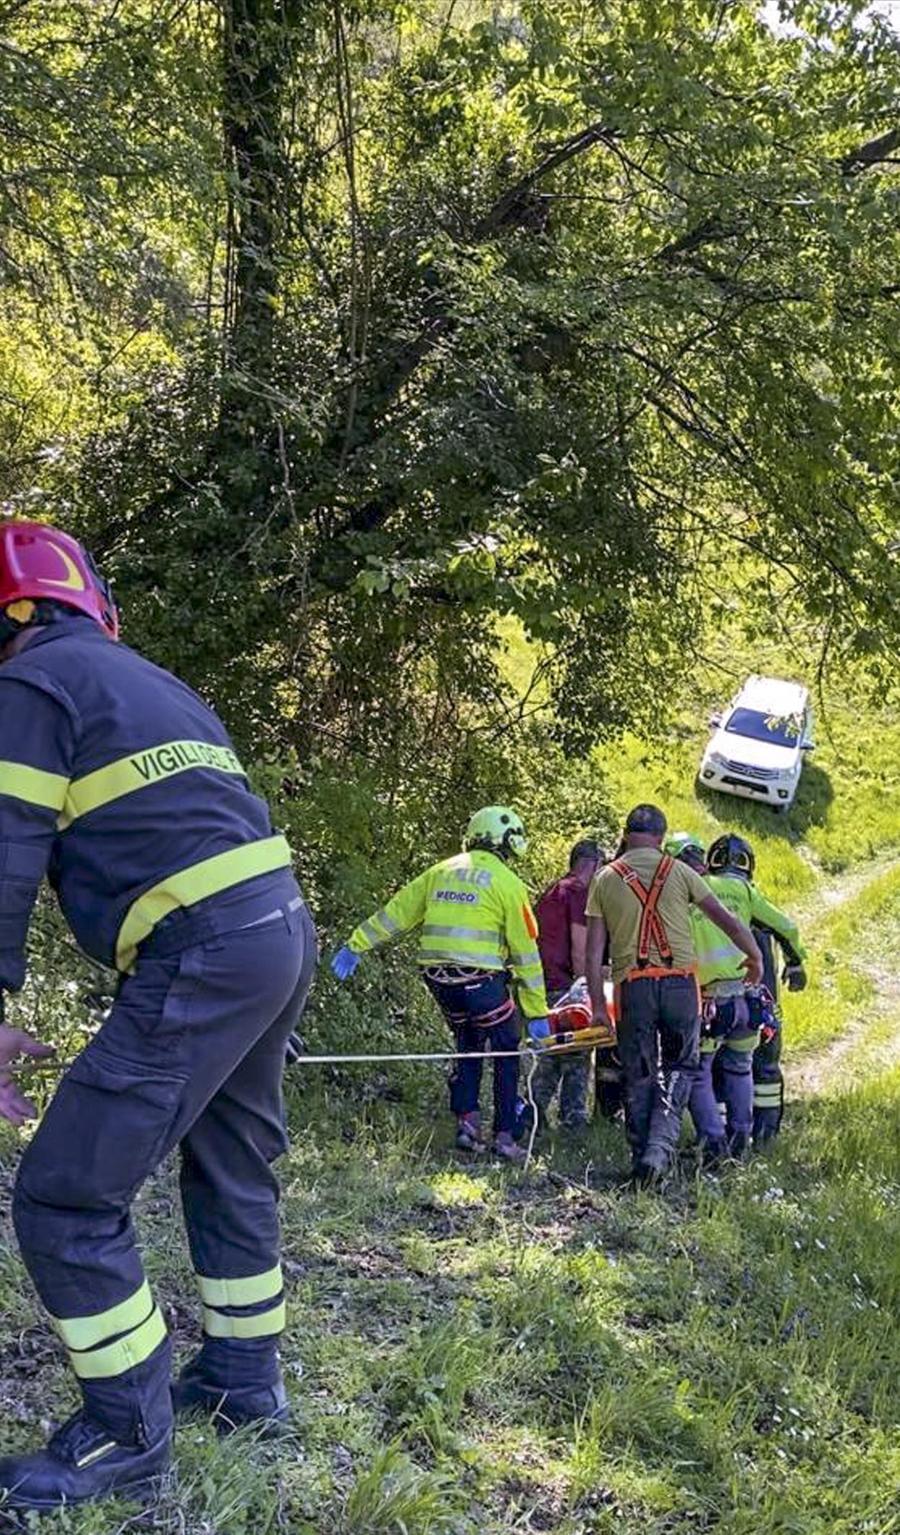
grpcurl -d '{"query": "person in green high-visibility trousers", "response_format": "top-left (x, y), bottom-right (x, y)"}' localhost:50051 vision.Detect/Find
top-left (684, 832), bottom-right (807, 1160)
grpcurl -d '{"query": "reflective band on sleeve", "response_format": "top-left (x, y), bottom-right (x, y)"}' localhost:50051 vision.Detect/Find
top-left (423, 924), bottom-right (504, 944)
top-left (518, 973), bottom-right (547, 991)
top-left (359, 920), bottom-right (385, 947)
top-left (60, 740), bottom-right (246, 828)
top-left (373, 910), bottom-right (400, 934)
top-left (116, 835), bottom-right (292, 972)
top-left (69, 1306), bottom-right (167, 1381)
top-left (202, 1302), bottom-right (286, 1340)
top-left (0, 760), bottom-right (69, 812)
top-left (196, 1265), bottom-right (282, 1309)
top-left (508, 950), bottom-right (541, 968)
top-left (51, 1280), bottom-right (153, 1353)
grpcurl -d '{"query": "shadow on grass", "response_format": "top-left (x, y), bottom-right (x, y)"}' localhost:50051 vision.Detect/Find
top-left (696, 758), bottom-right (834, 839)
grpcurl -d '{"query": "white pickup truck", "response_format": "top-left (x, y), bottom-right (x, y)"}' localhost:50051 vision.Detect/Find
top-left (698, 675), bottom-right (814, 810)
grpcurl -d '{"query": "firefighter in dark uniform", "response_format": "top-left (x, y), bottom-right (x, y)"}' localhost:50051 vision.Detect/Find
top-left (750, 922), bottom-right (807, 1141)
top-left (0, 521), bottom-right (317, 1510)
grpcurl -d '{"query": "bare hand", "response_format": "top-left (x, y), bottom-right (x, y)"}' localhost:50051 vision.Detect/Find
top-left (592, 1004), bottom-right (613, 1032)
top-left (0, 1075), bottom-right (40, 1128)
top-left (0, 1025), bottom-right (55, 1072)
top-left (0, 1027), bottom-right (54, 1127)
top-left (742, 952), bottom-right (764, 987)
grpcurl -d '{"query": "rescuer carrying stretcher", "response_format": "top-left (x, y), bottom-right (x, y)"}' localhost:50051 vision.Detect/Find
top-left (586, 805), bottom-right (763, 1185)
top-left (0, 521), bottom-right (317, 1511)
top-left (332, 806), bottom-right (550, 1163)
top-left (670, 832), bottom-right (807, 1158)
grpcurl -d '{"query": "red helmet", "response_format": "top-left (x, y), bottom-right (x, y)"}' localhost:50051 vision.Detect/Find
top-left (0, 521), bottom-right (118, 639)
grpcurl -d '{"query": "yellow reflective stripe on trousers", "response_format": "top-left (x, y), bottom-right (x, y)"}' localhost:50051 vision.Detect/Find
top-left (196, 1264), bottom-right (282, 1309)
top-left (60, 741), bottom-right (246, 828)
top-left (51, 1280), bottom-right (153, 1353)
top-left (202, 1302), bottom-right (286, 1340)
top-left (0, 759), bottom-right (69, 812)
top-left (69, 1306), bottom-right (167, 1381)
top-left (727, 1033), bottom-right (761, 1053)
top-left (116, 835), bottom-right (292, 972)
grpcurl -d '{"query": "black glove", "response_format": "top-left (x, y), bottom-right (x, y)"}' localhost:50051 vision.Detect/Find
top-left (782, 963), bottom-right (807, 993)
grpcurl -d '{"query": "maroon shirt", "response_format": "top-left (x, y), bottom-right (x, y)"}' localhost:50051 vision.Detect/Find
top-left (536, 874), bottom-right (589, 993)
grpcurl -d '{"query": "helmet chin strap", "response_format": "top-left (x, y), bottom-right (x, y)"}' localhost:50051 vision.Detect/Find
top-left (0, 597), bottom-right (61, 654)
top-left (0, 599), bottom-right (35, 650)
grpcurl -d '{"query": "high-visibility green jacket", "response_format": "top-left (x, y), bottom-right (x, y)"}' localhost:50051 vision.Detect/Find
top-left (348, 849), bottom-right (549, 1020)
top-left (692, 872), bottom-right (806, 990)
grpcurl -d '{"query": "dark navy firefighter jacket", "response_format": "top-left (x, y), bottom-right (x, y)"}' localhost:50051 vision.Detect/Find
top-left (0, 617), bottom-right (293, 992)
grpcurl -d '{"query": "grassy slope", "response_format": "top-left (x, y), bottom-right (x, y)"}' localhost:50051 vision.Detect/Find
top-left (1, 637), bottom-right (899, 1532)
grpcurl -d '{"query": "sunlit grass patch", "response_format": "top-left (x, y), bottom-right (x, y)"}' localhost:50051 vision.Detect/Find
top-left (425, 1169), bottom-right (488, 1208)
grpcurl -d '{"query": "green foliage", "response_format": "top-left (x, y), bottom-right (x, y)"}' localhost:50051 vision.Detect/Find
top-left (2, 0), bottom-right (900, 873)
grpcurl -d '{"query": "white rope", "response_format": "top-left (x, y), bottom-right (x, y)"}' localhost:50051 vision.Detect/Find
top-left (288, 1047), bottom-right (535, 1063)
top-left (287, 1042), bottom-right (560, 1170)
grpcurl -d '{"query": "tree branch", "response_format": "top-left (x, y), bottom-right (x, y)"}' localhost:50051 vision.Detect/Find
top-left (840, 124), bottom-right (900, 176)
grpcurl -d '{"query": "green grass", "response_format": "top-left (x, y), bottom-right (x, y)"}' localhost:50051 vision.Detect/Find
top-left (1, 609), bottom-right (898, 1532)
top-left (1, 843), bottom-right (899, 1534)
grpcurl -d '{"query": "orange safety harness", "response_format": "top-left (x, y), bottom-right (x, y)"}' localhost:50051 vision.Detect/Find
top-left (609, 853), bottom-right (698, 984)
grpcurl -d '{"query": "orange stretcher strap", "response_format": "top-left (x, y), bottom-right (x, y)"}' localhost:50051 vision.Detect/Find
top-left (609, 853), bottom-right (676, 967)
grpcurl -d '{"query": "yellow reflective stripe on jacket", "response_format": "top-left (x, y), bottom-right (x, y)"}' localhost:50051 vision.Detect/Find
top-left (60, 740), bottom-right (246, 828)
top-left (350, 876), bottom-right (431, 954)
top-left (422, 923), bottom-right (504, 945)
top-left (51, 1280), bottom-right (153, 1353)
top-left (196, 1265), bottom-right (282, 1309)
top-left (356, 910), bottom-right (401, 948)
top-left (0, 759), bottom-right (69, 812)
top-left (116, 834), bottom-right (292, 972)
top-left (202, 1302), bottom-right (286, 1340)
top-left (69, 1306), bottom-right (167, 1381)
top-left (508, 949), bottom-right (541, 969)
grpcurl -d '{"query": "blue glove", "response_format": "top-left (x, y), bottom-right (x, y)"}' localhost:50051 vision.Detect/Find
top-left (331, 945), bottom-right (361, 981)
top-left (527, 1017), bottom-right (551, 1043)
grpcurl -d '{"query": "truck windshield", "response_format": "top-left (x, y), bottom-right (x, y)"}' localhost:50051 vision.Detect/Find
top-left (725, 708), bottom-right (802, 747)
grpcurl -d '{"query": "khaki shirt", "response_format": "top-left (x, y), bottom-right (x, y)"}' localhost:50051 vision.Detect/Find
top-left (586, 847), bottom-right (711, 982)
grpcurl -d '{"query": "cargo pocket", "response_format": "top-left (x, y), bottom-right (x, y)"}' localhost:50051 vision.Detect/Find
top-left (18, 1045), bottom-right (188, 1211)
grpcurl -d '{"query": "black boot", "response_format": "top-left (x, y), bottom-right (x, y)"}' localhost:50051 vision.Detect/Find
top-left (0, 1410), bottom-right (170, 1511)
top-left (701, 1137), bottom-right (729, 1169)
top-left (172, 1353), bottom-right (289, 1436)
top-left (632, 1154), bottom-right (666, 1190)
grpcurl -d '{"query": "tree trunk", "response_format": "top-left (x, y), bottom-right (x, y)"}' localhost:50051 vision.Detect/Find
top-left (220, 0), bottom-right (289, 498)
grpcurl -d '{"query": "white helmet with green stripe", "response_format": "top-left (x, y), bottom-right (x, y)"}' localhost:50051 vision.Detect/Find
top-left (464, 805), bottom-right (527, 859)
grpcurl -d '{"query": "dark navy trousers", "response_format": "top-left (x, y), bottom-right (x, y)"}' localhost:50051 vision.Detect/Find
top-left (423, 969), bottom-right (519, 1136)
top-left (12, 874), bottom-right (316, 1443)
top-left (615, 973), bottom-right (700, 1172)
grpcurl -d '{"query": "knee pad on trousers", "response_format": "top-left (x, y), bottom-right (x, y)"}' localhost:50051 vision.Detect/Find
top-left (11, 1173), bottom-right (57, 1263)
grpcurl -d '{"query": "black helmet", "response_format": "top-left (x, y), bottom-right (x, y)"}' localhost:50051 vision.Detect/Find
top-left (707, 833), bottom-right (755, 879)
